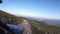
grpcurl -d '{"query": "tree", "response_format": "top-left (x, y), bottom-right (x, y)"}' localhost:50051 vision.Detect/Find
top-left (0, 0), bottom-right (3, 3)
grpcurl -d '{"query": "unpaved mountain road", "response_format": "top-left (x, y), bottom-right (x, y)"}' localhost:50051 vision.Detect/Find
top-left (18, 19), bottom-right (32, 34)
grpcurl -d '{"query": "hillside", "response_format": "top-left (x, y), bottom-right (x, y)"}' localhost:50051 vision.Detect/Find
top-left (0, 10), bottom-right (60, 34)
top-left (0, 10), bottom-right (23, 25)
top-left (26, 19), bottom-right (60, 34)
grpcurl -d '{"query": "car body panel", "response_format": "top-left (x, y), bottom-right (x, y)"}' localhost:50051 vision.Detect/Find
top-left (7, 24), bottom-right (23, 34)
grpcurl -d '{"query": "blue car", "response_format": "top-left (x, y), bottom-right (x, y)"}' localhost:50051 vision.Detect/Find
top-left (7, 24), bottom-right (24, 34)
top-left (0, 17), bottom-right (24, 34)
top-left (0, 20), bottom-right (24, 34)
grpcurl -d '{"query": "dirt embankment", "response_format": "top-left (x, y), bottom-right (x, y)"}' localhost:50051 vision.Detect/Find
top-left (18, 19), bottom-right (32, 34)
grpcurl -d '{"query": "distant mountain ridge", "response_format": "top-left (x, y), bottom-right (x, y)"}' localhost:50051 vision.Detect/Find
top-left (22, 16), bottom-right (60, 27)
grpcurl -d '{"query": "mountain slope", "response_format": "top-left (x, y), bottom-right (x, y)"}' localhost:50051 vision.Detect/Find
top-left (0, 10), bottom-right (60, 34)
top-left (26, 19), bottom-right (60, 34)
top-left (0, 10), bottom-right (23, 25)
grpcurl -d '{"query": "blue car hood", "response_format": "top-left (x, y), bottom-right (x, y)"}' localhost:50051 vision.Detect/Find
top-left (7, 24), bottom-right (23, 34)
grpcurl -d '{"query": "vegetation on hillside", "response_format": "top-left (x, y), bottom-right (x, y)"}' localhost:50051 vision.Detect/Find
top-left (0, 10), bottom-right (23, 25)
top-left (27, 20), bottom-right (60, 34)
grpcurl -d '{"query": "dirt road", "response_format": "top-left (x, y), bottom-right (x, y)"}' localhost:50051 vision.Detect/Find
top-left (18, 19), bottom-right (32, 34)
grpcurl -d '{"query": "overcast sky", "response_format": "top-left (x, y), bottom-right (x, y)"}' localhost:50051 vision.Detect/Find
top-left (0, 0), bottom-right (60, 19)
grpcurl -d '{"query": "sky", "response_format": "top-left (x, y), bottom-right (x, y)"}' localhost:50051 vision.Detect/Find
top-left (0, 0), bottom-right (60, 19)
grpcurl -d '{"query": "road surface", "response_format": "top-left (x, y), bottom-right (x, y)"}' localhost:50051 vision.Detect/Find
top-left (18, 19), bottom-right (32, 34)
